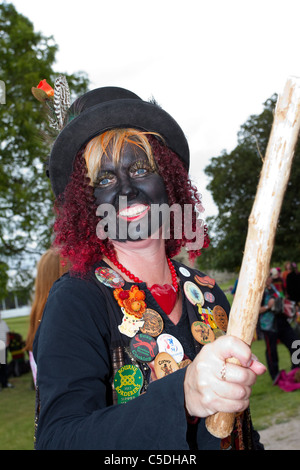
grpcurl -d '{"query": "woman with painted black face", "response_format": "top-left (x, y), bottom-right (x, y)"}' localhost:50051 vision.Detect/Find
top-left (33, 85), bottom-right (266, 450)
top-left (93, 138), bottom-right (169, 243)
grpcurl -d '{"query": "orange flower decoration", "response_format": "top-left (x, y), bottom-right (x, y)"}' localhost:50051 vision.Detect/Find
top-left (32, 79), bottom-right (54, 103)
top-left (37, 79), bottom-right (54, 97)
top-left (113, 285), bottom-right (146, 319)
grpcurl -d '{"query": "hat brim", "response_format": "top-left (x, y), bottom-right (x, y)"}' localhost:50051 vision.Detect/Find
top-left (49, 98), bottom-right (190, 197)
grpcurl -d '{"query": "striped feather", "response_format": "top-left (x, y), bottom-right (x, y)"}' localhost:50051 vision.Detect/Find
top-left (53, 75), bottom-right (71, 130)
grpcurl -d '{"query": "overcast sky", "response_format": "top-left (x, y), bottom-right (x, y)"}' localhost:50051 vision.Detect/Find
top-left (10, 0), bottom-right (300, 219)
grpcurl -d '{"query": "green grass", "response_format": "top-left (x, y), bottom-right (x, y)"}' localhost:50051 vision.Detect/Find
top-left (250, 339), bottom-right (300, 430)
top-left (0, 315), bottom-right (35, 450)
top-left (0, 373), bottom-right (35, 450)
top-left (1, 304), bottom-right (300, 449)
top-left (5, 315), bottom-right (30, 339)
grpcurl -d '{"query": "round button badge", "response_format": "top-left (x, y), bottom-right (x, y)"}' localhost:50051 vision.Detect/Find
top-left (95, 267), bottom-right (125, 288)
top-left (191, 321), bottom-right (215, 345)
top-left (114, 364), bottom-right (143, 404)
top-left (140, 309), bottom-right (164, 337)
top-left (130, 333), bottom-right (158, 362)
top-left (213, 328), bottom-right (226, 339)
top-left (179, 267), bottom-right (190, 277)
top-left (157, 333), bottom-right (184, 363)
top-left (204, 291), bottom-right (215, 303)
top-left (184, 281), bottom-right (204, 306)
top-left (154, 352), bottom-right (179, 379)
top-left (212, 305), bottom-right (228, 332)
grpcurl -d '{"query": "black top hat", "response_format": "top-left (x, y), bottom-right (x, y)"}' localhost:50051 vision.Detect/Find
top-left (49, 86), bottom-right (190, 197)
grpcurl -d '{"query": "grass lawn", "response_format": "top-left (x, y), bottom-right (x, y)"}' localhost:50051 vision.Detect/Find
top-left (0, 315), bottom-right (35, 450)
top-left (1, 305), bottom-right (300, 449)
top-left (250, 339), bottom-right (300, 430)
top-left (0, 373), bottom-right (35, 450)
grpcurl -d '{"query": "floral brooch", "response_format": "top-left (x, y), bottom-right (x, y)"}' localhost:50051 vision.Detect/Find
top-left (113, 285), bottom-right (146, 319)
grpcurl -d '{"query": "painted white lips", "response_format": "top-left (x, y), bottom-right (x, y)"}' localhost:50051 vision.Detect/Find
top-left (118, 204), bottom-right (150, 220)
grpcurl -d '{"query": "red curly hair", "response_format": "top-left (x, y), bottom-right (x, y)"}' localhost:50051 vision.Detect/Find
top-left (53, 132), bottom-right (209, 274)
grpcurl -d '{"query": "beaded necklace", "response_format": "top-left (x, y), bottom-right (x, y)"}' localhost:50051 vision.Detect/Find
top-left (105, 253), bottom-right (178, 315)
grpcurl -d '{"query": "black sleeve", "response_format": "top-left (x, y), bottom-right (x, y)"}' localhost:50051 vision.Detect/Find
top-left (34, 276), bottom-right (190, 450)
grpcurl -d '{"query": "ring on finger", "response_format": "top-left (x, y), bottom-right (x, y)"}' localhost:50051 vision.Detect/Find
top-left (220, 362), bottom-right (227, 381)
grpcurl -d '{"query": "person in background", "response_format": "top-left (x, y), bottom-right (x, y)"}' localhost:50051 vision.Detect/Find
top-left (286, 262), bottom-right (300, 304)
top-left (231, 278), bottom-right (238, 296)
top-left (259, 271), bottom-right (299, 383)
top-left (282, 261), bottom-right (292, 294)
top-left (0, 311), bottom-right (13, 389)
top-left (26, 249), bottom-right (69, 387)
top-left (270, 267), bottom-right (284, 297)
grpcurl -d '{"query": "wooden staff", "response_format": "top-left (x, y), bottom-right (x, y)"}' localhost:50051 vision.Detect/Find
top-left (205, 76), bottom-right (300, 439)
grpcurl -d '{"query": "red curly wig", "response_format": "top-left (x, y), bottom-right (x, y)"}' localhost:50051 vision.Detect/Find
top-left (53, 132), bottom-right (209, 274)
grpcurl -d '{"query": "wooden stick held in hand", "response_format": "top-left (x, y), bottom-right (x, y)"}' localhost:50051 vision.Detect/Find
top-left (205, 76), bottom-right (300, 439)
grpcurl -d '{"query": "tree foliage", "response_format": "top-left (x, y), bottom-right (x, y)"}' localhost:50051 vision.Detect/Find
top-left (198, 94), bottom-right (300, 272)
top-left (0, 3), bottom-right (89, 299)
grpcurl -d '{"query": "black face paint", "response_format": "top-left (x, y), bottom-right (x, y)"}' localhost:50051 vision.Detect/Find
top-left (94, 143), bottom-right (168, 241)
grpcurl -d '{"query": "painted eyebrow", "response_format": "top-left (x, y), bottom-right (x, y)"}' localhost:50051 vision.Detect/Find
top-left (129, 159), bottom-right (152, 169)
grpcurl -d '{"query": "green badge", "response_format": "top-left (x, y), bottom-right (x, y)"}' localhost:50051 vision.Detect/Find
top-left (114, 364), bottom-right (143, 404)
top-left (130, 333), bottom-right (158, 362)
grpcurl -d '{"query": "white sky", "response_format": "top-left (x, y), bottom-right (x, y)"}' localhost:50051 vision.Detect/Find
top-left (10, 0), bottom-right (300, 219)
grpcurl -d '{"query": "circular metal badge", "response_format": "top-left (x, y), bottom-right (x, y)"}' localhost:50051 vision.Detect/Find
top-left (157, 333), bottom-right (184, 363)
top-left (114, 364), bottom-right (143, 404)
top-left (212, 305), bottom-right (228, 332)
top-left (140, 308), bottom-right (164, 337)
top-left (191, 321), bottom-right (215, 345)
top-left (184, 281), bottom-right (204, 306)
top-left (95, 267), bottom-right (125, 288)
top-left (130, 333), bottom-right (158, 362)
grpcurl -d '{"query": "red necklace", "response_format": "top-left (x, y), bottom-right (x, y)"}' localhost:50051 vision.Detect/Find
top-left (106, 254), bottom-right (178, 315)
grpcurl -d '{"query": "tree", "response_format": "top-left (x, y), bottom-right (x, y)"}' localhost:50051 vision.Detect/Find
top-left (0, 3), bottom-right (89, 300)
top-left (198, 94), bottom-right (300, 272)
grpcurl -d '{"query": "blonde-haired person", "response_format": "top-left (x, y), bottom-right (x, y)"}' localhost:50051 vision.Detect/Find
top-left (26, 249), bottom-right (68, 386)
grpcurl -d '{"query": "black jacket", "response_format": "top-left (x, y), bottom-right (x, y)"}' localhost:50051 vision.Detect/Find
top-left (33, 260), bottom-right (230, 450)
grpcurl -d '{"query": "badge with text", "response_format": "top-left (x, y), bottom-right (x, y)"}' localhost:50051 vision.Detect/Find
top-left (130, 333), bottom-right (158, 362)
top-left (191, 321), bottom-right (215, 344)
top-left (154, 352), bottom-right (179, 379)
top-left (157, 333), bottom-right (184, 363)
top-left (114, 364), bottom-right (143, 404)
top-left (95, 267), bottom-right (125, 288)
top-left (184, 281), bottom-right (204, 306)
top-left (139, 308), bottom-right (164, 337)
